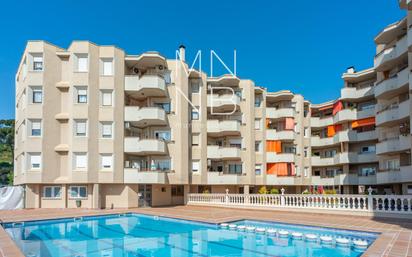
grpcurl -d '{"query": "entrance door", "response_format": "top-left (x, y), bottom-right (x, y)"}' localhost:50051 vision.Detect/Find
top-left (138, 184), bottom-right (152, 207)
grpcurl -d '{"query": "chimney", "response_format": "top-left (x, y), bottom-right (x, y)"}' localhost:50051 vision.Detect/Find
top-left (346, 66), bottom-right (355, 74)
top-left (179, 44), bottom-right (186, 62)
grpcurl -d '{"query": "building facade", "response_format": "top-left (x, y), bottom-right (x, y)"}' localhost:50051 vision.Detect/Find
top-left (14, 2), bottom-right (412, 208)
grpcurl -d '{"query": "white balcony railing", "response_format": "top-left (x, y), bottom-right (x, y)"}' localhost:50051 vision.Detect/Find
top-left (374, 67), bottom-right (409, 99)
top-left (188, 191), bottom-right (412, 215)
top-left (125, 75), bottom-right (167, 96)
top-left (124, 106), bottom-right (167, 126)
top-left (207, 172), bottom-right (243, 184)
top-left (124, 138), bottom-right (166, 154)
top-left (207, 145), bottom-right (241, 159)
top-left (340, 86), bottom-right (373, 99)
top-left (266, 153), bottom-right (295, 163)
top-left (207, 94), bottom-right (241, 108)
top-left (376, 135), bottom-right (411, 155)
top-left (311, 153), bottom-right (350, 166)
top-left (207, 120), bottom-right (241, 134)
top-left (374, 35), bottom-right (407, 69)
top-left (266, 130), bottom-right (295, 141)
top-left (266, 107), bottom-right (294, 119)
top-left (376, 100), bottom-right (410, 126)
top-left (123, 168), bottom-right (167, 184)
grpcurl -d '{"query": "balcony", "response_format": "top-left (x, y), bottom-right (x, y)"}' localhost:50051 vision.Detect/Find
top-left (376, 100), bottom-right (410, 126)
top-left (207, 172), bottom-right (243, 184)
top-left (340, 86), bottom-right (373, 100)
top-left (123, 168), bottom-right (167, 184)
top-left (377, 166), bottom-right (412, 184)
top-left (266, 153), bottom-right (295, 163)
top-left (374, 35), bottom-right (407, 71)
top-left (207, 94), bottom-right (241, 109)
top-left (350, 130), bottom-right (378, 142)
top-left (348, 152), bottom-right (378, 163)
top-left (311, 153), bottom-right (349, 167)
top-left (311, 131), bottom-right (349, 147)
top-left (374, 67), bottom-right (408, 99)
top-left (124, 75), bottom-right (167, 97)
top-left (376, 135), bottom-right (411, 155)
top-left (266, 175), bottom-right (296, 185)
top-left (266, 107), bottom-right (294, 119)
top-left (266, 130), bottom-right (295, 141)
top-left (124, 138), bottom-right (167, 155)
top-left (124, 106), bottom-right (167, 127)
top-left (207, 120), bottom-right (241, 136)
top-left (310, 116), bottom-right (333, 128)
top-left (207, 146), bottom-right (241, 160)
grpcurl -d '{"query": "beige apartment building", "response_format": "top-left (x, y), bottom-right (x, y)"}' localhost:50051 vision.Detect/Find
top-left (13, 2), bottom-right (412, 208)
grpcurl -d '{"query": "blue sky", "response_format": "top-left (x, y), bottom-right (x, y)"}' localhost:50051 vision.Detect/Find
top-left (0, 0), bottom-right (405, 119)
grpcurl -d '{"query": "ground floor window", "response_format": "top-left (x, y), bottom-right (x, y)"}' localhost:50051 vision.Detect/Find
top-left (172, 185), bottom-right (184, 197)
top-left (43, 186), bottom-right (61, 199)
top-left (69, 186), bottom-right (87, 199)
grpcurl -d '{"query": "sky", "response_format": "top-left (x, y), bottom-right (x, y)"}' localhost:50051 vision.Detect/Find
top-left (0, 0), bottom-right (405, 119)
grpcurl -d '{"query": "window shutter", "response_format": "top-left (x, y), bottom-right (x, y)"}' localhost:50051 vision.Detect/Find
top-left (102, 124), bottom-right (112, 136)
top-left (77, 122), bottom-right (86, 134)
top-left (31, 155), bottom-right (41, 167)
top-left (32, 121), bottom-right (41, 130)
top-left (103, 61), bottom-right (113, 75)
top-left (102, 155), bottom-right (112, 168)
top-left (78, 57), bottom-right (88, 72)
top-left (33, 56), bottom-right (43, 63)
top-left (76, 155), bottom-right (87, 168)
top-left (102, 92), bottom-right (112, 106)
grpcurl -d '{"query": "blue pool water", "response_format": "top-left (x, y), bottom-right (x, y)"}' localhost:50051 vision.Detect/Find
top-left (2, 213), bottom-right (378, 257)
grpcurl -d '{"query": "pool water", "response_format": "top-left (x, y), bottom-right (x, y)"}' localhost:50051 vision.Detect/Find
top-left (3, 213), bottom-right (378, 257)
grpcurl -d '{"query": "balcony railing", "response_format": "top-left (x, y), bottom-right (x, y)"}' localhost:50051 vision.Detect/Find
top-left (188, 191), bottom-right (412, 215)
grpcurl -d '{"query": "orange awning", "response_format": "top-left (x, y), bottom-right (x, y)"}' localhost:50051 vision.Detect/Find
top-left (318, 104), bottom-right (333, 111)
top-left (266, 140), bottom-right (281, 153)
top-left (352, 117), bottom-right (375, 128)
top-left (332, 101), bottom-right (343, 115)
top-left (327, 124), bottom-right (343, 137)
top-left (267, 163), bottom-right (293, 176)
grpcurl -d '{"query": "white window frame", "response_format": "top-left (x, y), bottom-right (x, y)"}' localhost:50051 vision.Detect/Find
top-left (74, 153), bottom-right (87, 170)
top-left (30, 119), bottom-right (42, 137)
top-left (101, 58), bottom-right (114, 76)
top-left (75, 86), bottom-right (88, 104)
top-left (191, 108), bottom-right (199, 120)
top-left (101, 122), bottom-right (113, 139)
top-left (192, 160), bottom-right (200, 173)
top-left (43, 186), bottom-right (62, 199)
top-left (69, 186), bottom-right (88, 199)
top-left (29, 153), bottom-right (41, 170)
top-left (75, 120), bottom-right (87, 137)
top-left (30, 86), bottom-right (43, 104)
top-left (101, 90), bottom-right (113, 106)
top-left (31, 53), bottom-right (43, 71)
top-left (75, 54), bottom-right (89, 72)
top-left (101, 154), bottom-right (113, 170)
top-left (254, 119), bottom-right (261, 130)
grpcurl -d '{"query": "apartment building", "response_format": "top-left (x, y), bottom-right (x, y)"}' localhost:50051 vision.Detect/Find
top-left (13, 2), bottom-right (412, 209)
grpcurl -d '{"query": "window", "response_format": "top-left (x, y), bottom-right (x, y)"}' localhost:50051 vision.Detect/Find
top-left (101, 58), bottom-right (113, 76)
top-left (325, 149), bottom-right (337, 158)
top-left (386, 159), bottom-right (399, 170)
top-left (255, 141), bottom-right (262, 152)
top-left (192, 134), bottom-right (200, 146)
top-left (171, 185), bottom-right (184, 196)
top-left (69, 186), bottom-right (87, 199)
top-left (192, 160), bottom-right (200, 172)
top-left (43, 186), bottom-right (61, 199)
top-left (254, 97), bottom-right (262, 107)
top-left (30, 120), bottom-right (41, 136)
top-left (255, 164), bottom-right (262, 175)
top-left (154, 102), bottom-right (171, 113)
top-left (254, 119), bottom-right (261, 130)
top-left (304, 127), bottom-right (309, 138)
top-left (359, 167), bottom-right (376, 176)
top-left (153, 159), bottom-right (171, 171)
top-left (191, 108), bottom-right (199, 120)
top-left (101, 122), bottom-right (113, 138)
top-left (101, 90), bottom-right (113, 106)
top-left (75, 86), bottom-right (88, 103)
top-left (361, 146), bottom-right (375, 154)
top-left (191, 81), bottom-right (200, 93)
top-left (32, 54), bottom-right (43, 71)
top-left (304, 167), bottom-right (308, 177)
top-left (29, 153), bottom-right (41, 170)
top-left (155, 131), bottom-right (171, 141)
top-left (74, 153), bottom-right (87, 170)
top-left (228, 164), bottom-right (242, 174)
top-left (101, 155), bottom-right (113, 169)
top-left (304, 147), bottom-right (308, 157)
top-left (30, 86), bottom-right (43, 103)
top-left (75, 120), bottom-right (87, 137)
top-left (76, 54), bottom-right (88, 72)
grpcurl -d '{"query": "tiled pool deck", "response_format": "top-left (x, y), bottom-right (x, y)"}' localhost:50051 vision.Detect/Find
top-left (0, 206), bottom-right (411, 257)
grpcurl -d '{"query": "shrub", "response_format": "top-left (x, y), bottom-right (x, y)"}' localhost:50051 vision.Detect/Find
top-left (258, 186), bottom-right (268, 194)
top-left (324, 189), bottom-right (337, 195)
top-left (269, 188), bottom-right (279, 194)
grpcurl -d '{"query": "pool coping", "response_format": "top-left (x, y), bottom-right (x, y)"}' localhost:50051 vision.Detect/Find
top-left (0, 207), bottom-right (410, 257)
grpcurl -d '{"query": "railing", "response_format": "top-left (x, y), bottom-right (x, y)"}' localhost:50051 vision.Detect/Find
top-left (188, 188), bottom-right (412, 215)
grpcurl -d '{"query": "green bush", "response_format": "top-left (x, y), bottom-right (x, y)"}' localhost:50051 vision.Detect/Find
top-left (269, 188), bottom-right (279, 194)
top-left (258, 186), bottom-right (268, 194)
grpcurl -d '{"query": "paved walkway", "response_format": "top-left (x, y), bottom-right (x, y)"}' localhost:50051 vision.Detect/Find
top-left (0, 206), bottom-right (411, 257)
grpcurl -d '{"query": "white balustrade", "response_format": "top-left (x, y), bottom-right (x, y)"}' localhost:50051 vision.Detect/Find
top-left (187, 190), bottom-right (412, 216)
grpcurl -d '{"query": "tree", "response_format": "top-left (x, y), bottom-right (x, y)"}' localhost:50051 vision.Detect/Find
top-left (0, 119), bottom-right (14, 185)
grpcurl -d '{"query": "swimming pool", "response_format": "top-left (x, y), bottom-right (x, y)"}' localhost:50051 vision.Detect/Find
top-left (2, 213), bottom-right (378, 257)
